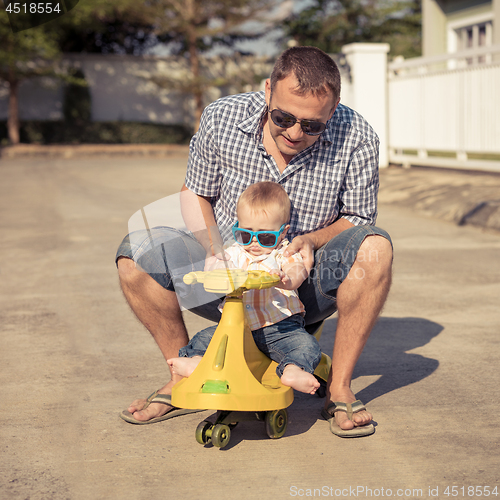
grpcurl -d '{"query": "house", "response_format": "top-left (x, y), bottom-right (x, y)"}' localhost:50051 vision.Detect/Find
top-left (387, 0), bottom-right (500, 172)
top-left (423, 0), bottom-right (499, 56)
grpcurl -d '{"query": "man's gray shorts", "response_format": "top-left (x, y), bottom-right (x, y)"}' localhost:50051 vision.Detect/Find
top-left (116, 225), bottom-right (392, 325)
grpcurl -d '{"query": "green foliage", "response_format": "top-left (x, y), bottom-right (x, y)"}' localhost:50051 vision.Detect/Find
top-left (63, 68), bottom-right (91, 122)
top-left (51, 0), bottom-right (159, 54)
top-left (0, 120), bottom-right (193, 145)
top-left (136, 0), bottom-right (280, 127)
top-left (282, 0), bottom-right (421, 59)
top-left (0, 5), bottom-right (88, 143)
top-left (0, 10), bottom-right (61, 82)
top-left (48, 0), bottom-right (278, 56)
top-left (41, 0), bottom-right (281, 130)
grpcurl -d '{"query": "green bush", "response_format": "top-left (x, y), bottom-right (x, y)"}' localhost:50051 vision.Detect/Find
top-left (0, 120), bottom-right (193, 145)
top-left (63, 69), bottom-right (92, 123)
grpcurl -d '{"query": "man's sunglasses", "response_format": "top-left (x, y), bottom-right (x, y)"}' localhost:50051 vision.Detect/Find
top-left (232, 222), bottom-right (286, 248)
top-left (269, 108), bottom-right (327, 136)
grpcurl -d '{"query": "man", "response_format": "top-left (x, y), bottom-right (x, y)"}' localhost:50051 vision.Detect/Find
top-left (116, 46), bottom-right (393, 437)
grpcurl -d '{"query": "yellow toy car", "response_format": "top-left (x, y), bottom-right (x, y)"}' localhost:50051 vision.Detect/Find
top-left (171, 269), bottom-right (331, 449)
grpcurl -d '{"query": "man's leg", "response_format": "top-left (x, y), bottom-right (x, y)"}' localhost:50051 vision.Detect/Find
top-left (117, 256), bottom-right (189, 422)
top-left (326, 234), bottom-right (392, 430)
top-left (115, 227), bottom-right (222, 422)
top-left (299, 226), bottom-right (393, 432)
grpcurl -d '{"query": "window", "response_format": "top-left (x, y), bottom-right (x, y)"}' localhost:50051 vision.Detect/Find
top-left (455, 21), bottom-right (493, 64)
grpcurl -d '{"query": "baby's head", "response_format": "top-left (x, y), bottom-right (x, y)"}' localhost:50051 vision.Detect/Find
top-left (233, 182), bottom-right (291, 256)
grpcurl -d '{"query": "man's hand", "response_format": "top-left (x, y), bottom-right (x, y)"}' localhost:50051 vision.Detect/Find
top-left (284, 234), bottom-right (315, 273)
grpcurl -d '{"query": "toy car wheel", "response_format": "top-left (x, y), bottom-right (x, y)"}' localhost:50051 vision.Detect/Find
top-left (195, 420), bottom-right (213, 445)
top-left (265, 409), bottom-right (288, 439)
top-left (211, 424), bottom-right (231, 448)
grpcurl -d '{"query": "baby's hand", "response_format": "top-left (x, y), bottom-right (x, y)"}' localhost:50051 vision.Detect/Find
top-left (269, 269), bottom-right (292, 289)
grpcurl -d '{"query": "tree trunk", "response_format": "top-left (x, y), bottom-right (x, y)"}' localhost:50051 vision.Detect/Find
top-left (187, 26), bottom-right (203, 132)
top-left (7, 73), bottom-right (20, 145)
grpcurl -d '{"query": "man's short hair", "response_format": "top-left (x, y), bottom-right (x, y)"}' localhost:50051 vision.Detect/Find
top-left (237, 181), bottom-right (291, 224)
top-left (270, 46), bottom-right (341, 103)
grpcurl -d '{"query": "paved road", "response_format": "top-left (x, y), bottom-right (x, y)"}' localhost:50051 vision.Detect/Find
top-left (1, 156), bottom-right (499, 500)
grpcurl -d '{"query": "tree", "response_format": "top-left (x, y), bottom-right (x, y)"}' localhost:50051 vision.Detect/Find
top-left (1, 0), bottom-right (284, 141)
top-left (53, 0), bottom-right (159, 55)
top-left (0, 13), bottom-right (61, 144)
top-left (51, 0), bottom-right (284, 130)
top-left (281, 0), bottom-right (421, 59)
top-left (0, 0), bottom-right (135, 144)
top-left (134, 0), bottom-right (281, 130)
top-left (134, 53), bottom-right (273, 133)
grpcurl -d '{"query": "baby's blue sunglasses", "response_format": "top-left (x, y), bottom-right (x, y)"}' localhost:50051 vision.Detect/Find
top-left (232, 222), bottom-right (286, 248)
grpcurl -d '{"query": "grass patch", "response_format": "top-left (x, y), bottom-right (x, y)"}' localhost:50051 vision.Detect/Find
top-left (428, 150), bottom-right (456, 158)
top-left (400, 149), bottom-right (500, 161)
top-left (467, 152), bottom-right (500, 161)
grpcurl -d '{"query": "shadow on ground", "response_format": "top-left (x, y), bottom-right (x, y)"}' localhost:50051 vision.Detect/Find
top-left (282, 316), bottom-right (443, 437)
top-left (188, 316), bottom-right (443, 447)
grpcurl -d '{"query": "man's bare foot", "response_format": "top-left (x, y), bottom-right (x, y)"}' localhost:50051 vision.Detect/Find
top-left (326, 387), bottom-right (372, 430)
top-left (281, 364), bottom-right (320, 395)
top-left (126, 381), bottom-right (176, 423)
top-left (167, 356), bottom-right (202, 378)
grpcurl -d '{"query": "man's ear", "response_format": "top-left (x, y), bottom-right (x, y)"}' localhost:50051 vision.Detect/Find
top-left (264, 79), bottom-right (271, 106)
top-left (329, 98), bottom-right (340, 120)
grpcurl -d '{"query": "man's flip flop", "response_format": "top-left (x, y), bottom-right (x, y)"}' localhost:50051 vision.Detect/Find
top-left (120, 390), bottom-right (204, 425)
top-left (321, 400), bottom-right (375, 438)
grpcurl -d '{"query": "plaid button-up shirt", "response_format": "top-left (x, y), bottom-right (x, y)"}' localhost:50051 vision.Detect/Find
top-left (185, 91), bottom-right (379, 242)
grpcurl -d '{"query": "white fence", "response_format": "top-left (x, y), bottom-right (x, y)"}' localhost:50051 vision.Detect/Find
top-left (0, 53), bottom-right (276, 127)
top-left (2, 43), bottom-right (499, 172)
top-left (388, 44), bottom-right (500, 172)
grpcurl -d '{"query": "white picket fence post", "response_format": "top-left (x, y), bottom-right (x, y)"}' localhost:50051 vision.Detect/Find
top-left (341, 43), bottom-right (390, 168)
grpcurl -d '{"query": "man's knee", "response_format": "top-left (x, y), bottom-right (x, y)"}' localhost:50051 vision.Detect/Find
top-left (356, 235), bottom-right (393, 272)
top-left (117, 256), bottom-right (139, 284)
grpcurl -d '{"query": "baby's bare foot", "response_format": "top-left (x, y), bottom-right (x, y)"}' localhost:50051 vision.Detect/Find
top-left (281, 364), bottom-right (320, 395)
top-left (167, 356), bottom-right (202, 378)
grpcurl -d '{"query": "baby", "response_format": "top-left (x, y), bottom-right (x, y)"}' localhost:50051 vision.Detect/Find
top-left (168, 181), bottom-right (322, 394)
